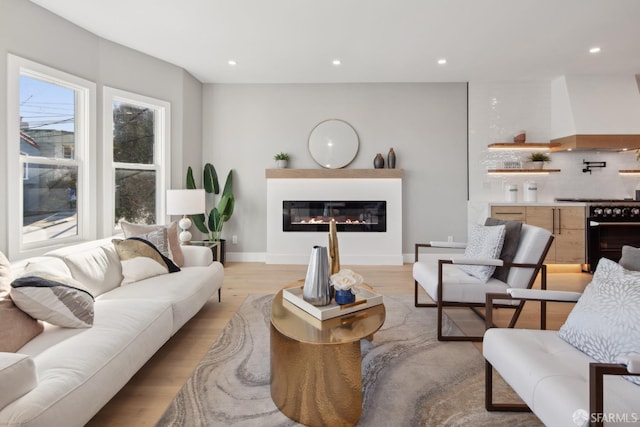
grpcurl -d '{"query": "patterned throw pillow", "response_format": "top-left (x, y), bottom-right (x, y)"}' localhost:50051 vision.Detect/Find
top-left (459, 224), bottom-right (506, 282)
top-left (10, 274), bottom-right (95, 328)
top-left (558, 258), bottom-right (640, 385)
top-left (112, 237), bottom-right (181, 285)
top-left (120, 221), bottom-right (184, 267)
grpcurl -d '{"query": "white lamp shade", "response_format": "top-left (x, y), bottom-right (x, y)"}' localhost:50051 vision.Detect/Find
top-left (166, 189), bottom-right (206, 215)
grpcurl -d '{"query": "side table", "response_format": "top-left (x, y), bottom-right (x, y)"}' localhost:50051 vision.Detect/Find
top-left (270, 285), bottom-right (386, 426)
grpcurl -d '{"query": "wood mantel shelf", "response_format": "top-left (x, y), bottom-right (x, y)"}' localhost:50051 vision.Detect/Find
top-left (265, 168), bottom-right (404, 179)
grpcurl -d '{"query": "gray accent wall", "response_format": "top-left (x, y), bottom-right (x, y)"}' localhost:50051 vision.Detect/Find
top-left (202, 83), bottom-right (468, 260)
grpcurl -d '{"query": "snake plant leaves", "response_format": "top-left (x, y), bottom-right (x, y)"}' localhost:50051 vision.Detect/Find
top-left (186, 166), bottom-right (196, 190)
top-left (203, 163), bottom-right (219, 194)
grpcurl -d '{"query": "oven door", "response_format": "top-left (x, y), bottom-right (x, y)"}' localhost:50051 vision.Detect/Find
top-left (587, 220), bottom-right (640, 272)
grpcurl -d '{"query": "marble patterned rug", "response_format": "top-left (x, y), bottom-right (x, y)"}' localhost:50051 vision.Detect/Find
top-left (157, 294), bottom-right (541, 427)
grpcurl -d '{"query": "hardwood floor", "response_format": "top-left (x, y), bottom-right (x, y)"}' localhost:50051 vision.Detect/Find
top-left (87, 262), bottom-right (592, 426)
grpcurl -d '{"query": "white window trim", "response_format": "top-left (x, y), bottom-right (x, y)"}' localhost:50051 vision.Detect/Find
top-left (102, 87), bottom-right (171, 236)
top-left (7, 54), bottom-right (96, 259)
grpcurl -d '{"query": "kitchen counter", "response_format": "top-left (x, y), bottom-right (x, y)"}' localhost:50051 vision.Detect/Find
top-left (489, 201), bottom-right (586, 206)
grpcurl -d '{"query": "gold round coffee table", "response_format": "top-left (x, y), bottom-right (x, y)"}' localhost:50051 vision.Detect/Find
top-left (270, 284), bottom-right (386, 427)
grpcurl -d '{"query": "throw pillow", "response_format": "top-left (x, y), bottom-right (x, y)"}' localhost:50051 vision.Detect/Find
top-left (0, 251), bottom-right (13, 296)
top-left (484, 218), bottom-right (523, 282)
top-left (0, 297), bottom-right (44, 352)
top-left (112, 237), bottom-right (181, 285)
top-left (10, 274), bottom-right (95, 328)
top-left (459, 224), bottom-right (506, 282)
top-left (619, 245), bottom-right (640, 272)
top-left (558, 258), bottom-right (640, 385)
top-left (120, 220), bottom-right (184, 267)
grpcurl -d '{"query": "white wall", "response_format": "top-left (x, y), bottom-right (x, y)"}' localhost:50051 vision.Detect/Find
top-left (0, 0), bottom-right (203, 256)
top-left (469, 81), bottom-right (640, 204)
top-left (202, 83), bottom-right (469, 260)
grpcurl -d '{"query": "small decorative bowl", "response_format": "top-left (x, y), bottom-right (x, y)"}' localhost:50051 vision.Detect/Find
top-left (334, 288), bottom-right (356, 305)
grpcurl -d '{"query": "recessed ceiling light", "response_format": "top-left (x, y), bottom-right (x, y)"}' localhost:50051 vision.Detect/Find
top-left (332, 59), bottom-right (341, 66)
top-left (437, 58), bottom-right (447, 65)
top-left (589, 47), bottom-right (601, 54)
top-left (227, 60), bottom-right (237, 66)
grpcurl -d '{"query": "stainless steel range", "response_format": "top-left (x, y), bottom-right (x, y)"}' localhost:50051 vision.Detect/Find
top-left (556, 198), bottom-right (640, 272)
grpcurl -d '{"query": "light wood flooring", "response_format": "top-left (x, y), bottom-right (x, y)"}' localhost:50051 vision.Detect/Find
top-left (87, 262), bottom-right (592, 426)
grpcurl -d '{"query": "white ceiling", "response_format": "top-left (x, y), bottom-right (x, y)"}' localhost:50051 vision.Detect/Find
top-left (30, 0), bottom-right (640, 84)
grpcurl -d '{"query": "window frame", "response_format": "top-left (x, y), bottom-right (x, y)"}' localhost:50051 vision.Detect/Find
top-left (102, 87), bottom-right (171, 235)
top-left (7, 54), bottom-right (96, 259)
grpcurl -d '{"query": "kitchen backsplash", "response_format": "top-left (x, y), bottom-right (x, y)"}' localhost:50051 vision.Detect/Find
top-left (469, 81), bottom-right (640, 203)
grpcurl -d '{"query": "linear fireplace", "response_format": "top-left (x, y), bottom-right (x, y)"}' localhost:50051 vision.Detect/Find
top-left (283, 200), bottom-right (386, 232)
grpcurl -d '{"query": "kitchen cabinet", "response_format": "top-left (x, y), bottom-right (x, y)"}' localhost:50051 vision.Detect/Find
top-left (490, 205), bottom-right (586, 264)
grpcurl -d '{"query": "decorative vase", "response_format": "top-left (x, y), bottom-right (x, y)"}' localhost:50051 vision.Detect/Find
top-left (374, 153), bottom-right (384, 169)
top-left (302, 246), bottom-right (331, 306)
top-left (387, 148), bottom-right (396, 169)
top-left (334, 288), bottom-right (356, 305)
top-left (276, 159), bottom-right (288, 168)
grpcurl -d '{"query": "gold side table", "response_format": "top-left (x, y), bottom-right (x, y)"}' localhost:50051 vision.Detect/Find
top-left (270, 284), bottom-right (386, 427)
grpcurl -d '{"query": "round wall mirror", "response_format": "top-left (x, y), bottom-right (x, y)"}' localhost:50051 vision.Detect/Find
top-left (308, 119), bottom-right (359, 169)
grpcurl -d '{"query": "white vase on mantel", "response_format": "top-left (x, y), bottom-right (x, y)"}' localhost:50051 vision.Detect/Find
top-left (276, 159), bottom-right (288, 169)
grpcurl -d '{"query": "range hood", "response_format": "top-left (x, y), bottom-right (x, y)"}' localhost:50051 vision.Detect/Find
top-left (550, 75), bottom-right (640, 151)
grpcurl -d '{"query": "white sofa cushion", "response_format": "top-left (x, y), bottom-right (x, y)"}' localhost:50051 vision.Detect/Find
top-left (98, 262), bottom-right (223, 334)
top-left (484, 328), bottom-right (640, 427)
top-left (558, 258), bottom-right (640, 385)
top-left (2, 299), bottom-right (173, 427)
top-left (112, 237), bottom-right (181, 285)
top-left (60, 244), bottom-right (123, 297)
top-left (0, 353), bottom-right (37, 411)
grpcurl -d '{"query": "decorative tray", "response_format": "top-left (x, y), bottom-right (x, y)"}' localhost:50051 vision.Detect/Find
top-left (282, 284), bottom-right (383, 321)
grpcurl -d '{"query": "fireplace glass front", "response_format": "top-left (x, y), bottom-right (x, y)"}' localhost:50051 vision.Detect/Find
top-left (283, 200), bottom-right (386, 232)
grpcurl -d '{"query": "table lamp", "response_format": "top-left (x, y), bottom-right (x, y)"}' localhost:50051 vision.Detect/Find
top-left (166, 189), bottom-right (206, 244)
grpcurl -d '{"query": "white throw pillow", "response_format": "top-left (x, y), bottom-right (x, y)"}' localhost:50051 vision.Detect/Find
top-left (10, 273), bottom-right (95, 328)
top-left (112, 237), bottom-right (181, 285)
top-left (558, 258), bottom-right (640, 385)
top-left (459, 224), bottom-right (506, 282)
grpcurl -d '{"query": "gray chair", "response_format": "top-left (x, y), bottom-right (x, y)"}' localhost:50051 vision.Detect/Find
top-left (413, 223), bottom-right (553, 341)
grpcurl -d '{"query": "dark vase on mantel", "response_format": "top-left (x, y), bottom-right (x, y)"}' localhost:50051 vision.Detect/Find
top-left (374, 153), bottom-right (385, 169)
top-left (387, 148), bottom-right (396, 169)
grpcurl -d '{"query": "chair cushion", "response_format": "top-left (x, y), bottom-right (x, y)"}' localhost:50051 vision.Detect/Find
top-left (459, 224), bottom-right (506, 282)
top-left (619, 245), bottom-right (640, 271)
top-left (484, 217), bottom-right (522, 282)
top-left (558, 258), bottom-right (640, 385)
top-left (506, 224), bottom-right (552, 289)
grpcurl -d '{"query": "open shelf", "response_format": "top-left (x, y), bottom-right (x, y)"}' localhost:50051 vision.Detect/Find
top-left (487, 169), bottom-right (561, 174)
top-left (488, 142), bottom-right (560, 150)
top-left (619, 169), bottom-right (640, 174)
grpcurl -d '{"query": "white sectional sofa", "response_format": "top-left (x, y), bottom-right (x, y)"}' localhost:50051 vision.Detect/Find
top-left (0, 237), bottom-right (223, 427)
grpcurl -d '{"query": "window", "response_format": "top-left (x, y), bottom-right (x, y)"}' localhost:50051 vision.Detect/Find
top-left (103, 88), bottom-right (170, 233)
top-left (7, 55), bottom-right (96, 258)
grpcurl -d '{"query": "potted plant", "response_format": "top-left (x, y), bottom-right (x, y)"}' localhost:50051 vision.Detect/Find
top-left (274, 152), bottom-right (290, 168)
top-left (186, 163), bottom-right (235, 263)
top-left (527, 152), bottom-right (551, 169)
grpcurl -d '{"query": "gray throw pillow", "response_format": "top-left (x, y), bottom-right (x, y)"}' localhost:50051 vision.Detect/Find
top-left (484, 218), bottom-right (523, 282)
top-left (619, 245), bottom-right (640, 272)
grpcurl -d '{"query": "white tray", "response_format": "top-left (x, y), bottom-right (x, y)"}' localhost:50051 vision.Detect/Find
top-left (283, 285), bottom-right (383, 321)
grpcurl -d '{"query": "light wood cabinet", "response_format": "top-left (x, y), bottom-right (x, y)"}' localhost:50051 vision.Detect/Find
top-left (490, 205), bottom-right (586, 264)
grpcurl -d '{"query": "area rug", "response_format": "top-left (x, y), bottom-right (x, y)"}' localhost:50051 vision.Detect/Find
top-left (157, 294), bottom-right (541, 426)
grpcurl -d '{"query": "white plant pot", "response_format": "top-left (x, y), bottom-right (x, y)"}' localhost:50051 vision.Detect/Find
top-left (276, 159), bottom-right (288, 168)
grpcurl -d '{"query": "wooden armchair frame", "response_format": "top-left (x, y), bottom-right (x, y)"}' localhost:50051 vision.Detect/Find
top-left (414, 233), bottom-right (553, 342)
